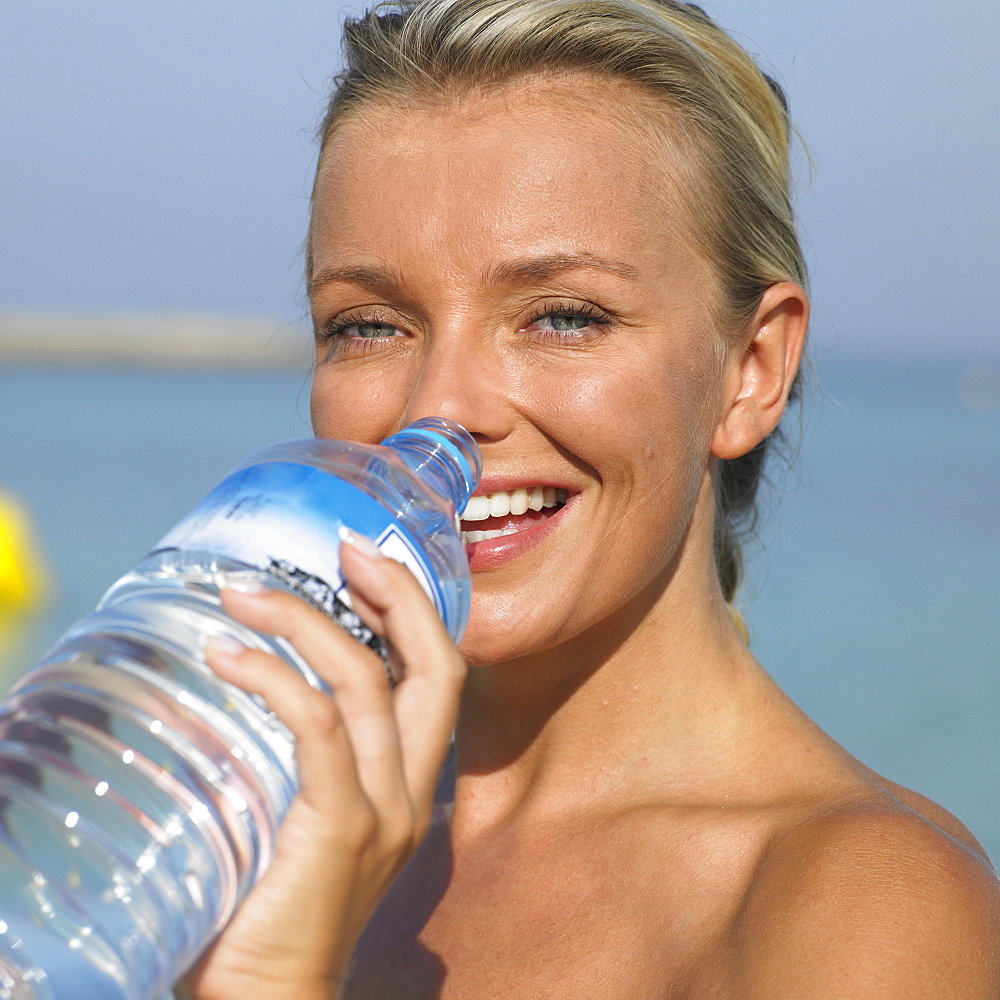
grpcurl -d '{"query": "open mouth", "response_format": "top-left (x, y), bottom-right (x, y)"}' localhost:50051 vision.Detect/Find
top-left (460, 486), bottom-right (568, 543)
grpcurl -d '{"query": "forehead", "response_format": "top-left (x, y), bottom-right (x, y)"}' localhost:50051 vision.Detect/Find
top-left (310, 74), bottom-right (707, 281)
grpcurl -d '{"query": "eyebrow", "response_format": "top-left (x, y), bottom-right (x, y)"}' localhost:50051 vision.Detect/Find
top-left (486, 252), bottom-right (641, 285)
top-left (307, 264), bottom-right (406, 297)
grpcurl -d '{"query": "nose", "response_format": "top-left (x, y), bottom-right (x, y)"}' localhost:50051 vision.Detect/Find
top-left (399, 332), bottom-right (513, 447)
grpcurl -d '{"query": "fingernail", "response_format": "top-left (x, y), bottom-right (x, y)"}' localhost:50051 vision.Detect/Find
top-left (204, 634), bottom-right (247, 658)
top-left (338, 525), bottom-right (384, 560)
top-left (220, 574), bottom-right (267, 595)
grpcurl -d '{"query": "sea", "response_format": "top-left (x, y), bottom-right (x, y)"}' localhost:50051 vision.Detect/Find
top-left (1, 359), bottom-right (997, 869)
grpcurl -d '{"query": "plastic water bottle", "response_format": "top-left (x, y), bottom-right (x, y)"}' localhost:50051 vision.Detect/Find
top-left (0, 417), bottom-right (481, 1000)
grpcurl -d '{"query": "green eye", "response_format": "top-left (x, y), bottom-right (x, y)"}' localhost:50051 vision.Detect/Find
top-left (548, 314), bottom-right (590, 331)
top-left (524, 305), bottom-right (611, 342)
top-left (355, 322), bottom-right (398, 338)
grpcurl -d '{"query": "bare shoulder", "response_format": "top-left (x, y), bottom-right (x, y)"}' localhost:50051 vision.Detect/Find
top-left (727, 795), bottom-right (1000, 998)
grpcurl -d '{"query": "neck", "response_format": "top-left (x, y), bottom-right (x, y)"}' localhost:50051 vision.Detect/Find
top-left (451, 505), bottom-right (760, 836)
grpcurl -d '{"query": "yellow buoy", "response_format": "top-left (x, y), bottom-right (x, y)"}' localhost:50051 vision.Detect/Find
top-left (0, 491), bottom-right (49, 617)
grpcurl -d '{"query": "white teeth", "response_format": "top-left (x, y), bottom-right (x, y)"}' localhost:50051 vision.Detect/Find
top-left (489, 493), bottom-right (510, 518)
top-left (462, 495), bottom-right (491, 521)
top-left (460, 486), bottom-right (568, 522)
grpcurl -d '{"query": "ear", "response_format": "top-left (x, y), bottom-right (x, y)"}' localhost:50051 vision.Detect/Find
top-left (711, 282), bottom-right (809, 461)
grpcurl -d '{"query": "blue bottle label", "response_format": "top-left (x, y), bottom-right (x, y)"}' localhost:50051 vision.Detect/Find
top-left (154, 462), bottom-right (443, 615)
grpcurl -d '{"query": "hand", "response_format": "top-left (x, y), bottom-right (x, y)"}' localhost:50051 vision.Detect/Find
top-left (176, 536), bottom-right (466, 1000)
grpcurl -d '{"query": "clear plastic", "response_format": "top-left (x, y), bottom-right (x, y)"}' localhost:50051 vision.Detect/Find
top-left (0, 418), bottom-right (480, 999)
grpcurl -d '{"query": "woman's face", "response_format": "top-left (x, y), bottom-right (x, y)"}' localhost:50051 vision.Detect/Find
top-left (309, 76), bottom-right (731, 666)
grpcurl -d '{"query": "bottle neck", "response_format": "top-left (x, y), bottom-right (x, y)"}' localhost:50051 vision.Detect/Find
top-left (381, 419), bottom-right (481, 513)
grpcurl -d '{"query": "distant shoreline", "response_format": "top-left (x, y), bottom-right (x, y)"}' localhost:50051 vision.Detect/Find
top-left (0, 311), bottom-right (308, 370)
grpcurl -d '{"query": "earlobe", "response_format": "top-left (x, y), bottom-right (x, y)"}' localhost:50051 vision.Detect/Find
top-left (711, 282), bottom-right (809, 461)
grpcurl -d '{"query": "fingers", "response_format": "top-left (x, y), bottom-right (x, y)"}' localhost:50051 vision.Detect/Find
top-left (215, 587), bottom-right (410, 832)
top-left (339, 540), bottom-right (466, 814)
top-left (211, 536), bottom-right (466, 836)
top-left (216, 582), bottom-right (390, 710)
top-left (204, 637), bottom-right (365, 824)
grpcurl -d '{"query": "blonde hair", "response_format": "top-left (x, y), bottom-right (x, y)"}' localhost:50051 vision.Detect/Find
top-left (314, 0), bottom-right (808, 602)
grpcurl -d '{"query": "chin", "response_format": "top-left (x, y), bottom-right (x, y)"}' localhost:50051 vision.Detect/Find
top-left (457, 613), bottom-right (554, 669)
top-left (457, 629), bottom-right (525, 669)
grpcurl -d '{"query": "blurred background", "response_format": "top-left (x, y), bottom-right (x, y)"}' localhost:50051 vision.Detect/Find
top-left (1, 0), bottom-right (998, 868)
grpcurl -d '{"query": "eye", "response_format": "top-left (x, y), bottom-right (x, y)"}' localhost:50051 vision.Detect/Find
top-left (336, 321), bottom-right (401, 339)
top-left (543, 313), bottom-right (591, 331)
top-left (523, 303), bottom-right (612, 341)
top-left (315, 312), bottom-right (408, 357)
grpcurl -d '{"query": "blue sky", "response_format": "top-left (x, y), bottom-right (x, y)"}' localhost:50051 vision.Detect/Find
top-left (2, 0), bottom-right (998, 363)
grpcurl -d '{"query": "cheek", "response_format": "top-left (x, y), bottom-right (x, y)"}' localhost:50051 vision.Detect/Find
top-left (524, 350), bottom-right (716, 492)
top-left (309, 363), bottom-right (406, 443)
top-left (538, 353), bottom-right (719, 591)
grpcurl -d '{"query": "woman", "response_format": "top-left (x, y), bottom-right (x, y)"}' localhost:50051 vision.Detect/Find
top-left (182, 1), bottom-right (1000, 996)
